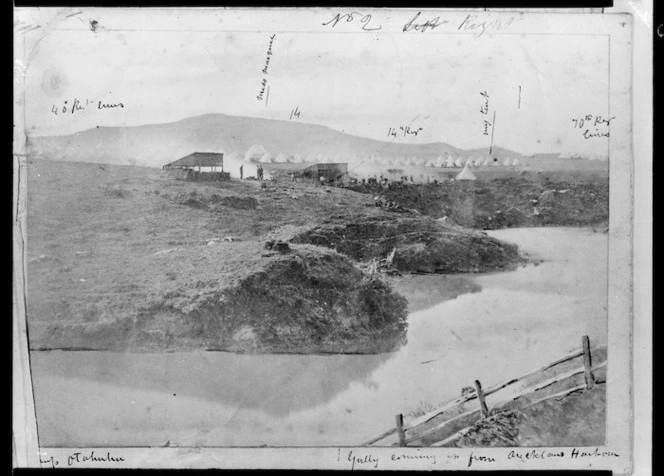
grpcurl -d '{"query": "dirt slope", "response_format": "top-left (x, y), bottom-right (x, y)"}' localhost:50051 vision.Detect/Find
top-left (348, 173), bottom-right (608, 230)
top-left (452, 382), bottom-right (606, 447)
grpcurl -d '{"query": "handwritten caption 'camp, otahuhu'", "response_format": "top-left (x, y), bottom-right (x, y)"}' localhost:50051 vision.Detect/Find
top-left (40, 451), bottom-right (125, 468)
top-left (50, 98), bottom-right (124, 116)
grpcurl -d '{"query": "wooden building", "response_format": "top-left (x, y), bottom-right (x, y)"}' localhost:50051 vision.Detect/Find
top-left (303, 163), bottom-right (349, 185)
top-left (163, 152), bottom-right (230, 181)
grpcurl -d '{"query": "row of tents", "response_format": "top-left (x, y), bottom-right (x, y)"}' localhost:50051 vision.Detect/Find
top-left (359, 155), bottom-right (523, 167)
top-left (239, 144), bottom-right (523, 167)
top-left (557, 152), bottom-right (609, 161)
top-left (427, 157), bottom-right (521, 167)
top-left (223, 144), bottom-right (608, 167)
top-left (242, 145), bottom-right (309, 164)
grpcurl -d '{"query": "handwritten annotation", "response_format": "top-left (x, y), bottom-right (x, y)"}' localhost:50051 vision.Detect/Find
top-left (571, 114), bottom-right (614, 139)
top-left (458, 14), bottom-right (516, 37)
top-left (289, 107), bottom-right (301, 120)
top-left (50, 98), bottom-right (124, 116)
top-left (388, 125), bottom-right (423, 138)
top-left (40, 451), bottom-right (125, 468)
top-left (479, 91), bottom-right (492, 135)
top-left (341, 446), bottom-right (618, 470)
top-left (403, 12), bottom-right (448, 33)
top-left (256, 34), bottom-right (276, 103)
top-left (322, 12), bottom-right (382, 31)
top-left (322, 11), bottom-right (516, 36)
top-left (508, 448), bottom-right (619, 462)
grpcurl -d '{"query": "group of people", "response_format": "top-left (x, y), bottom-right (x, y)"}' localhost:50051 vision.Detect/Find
top-left (240, 164), bottom-right (264, 180)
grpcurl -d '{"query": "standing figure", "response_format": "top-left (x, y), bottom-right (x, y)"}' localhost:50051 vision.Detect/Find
top-left (240, 164), bottom-right (244, 180)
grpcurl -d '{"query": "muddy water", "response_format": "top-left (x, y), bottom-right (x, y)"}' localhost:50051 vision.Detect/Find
top-left (31, 227), bottom-right (607, 447)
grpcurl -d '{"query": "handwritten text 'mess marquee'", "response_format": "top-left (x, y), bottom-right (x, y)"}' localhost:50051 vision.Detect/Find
top-left (323, 11), bottom-right (518, 37)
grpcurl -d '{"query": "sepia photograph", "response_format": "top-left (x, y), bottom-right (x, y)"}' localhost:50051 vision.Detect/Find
top-left (13, 6), bottom-right (643, 471)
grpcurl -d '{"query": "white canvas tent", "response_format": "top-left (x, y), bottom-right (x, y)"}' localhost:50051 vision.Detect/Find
top-left (454, 157), bottom-right (465, 167)
top-left (259, 153), bottom-right (272, 163)
top-left (274, 153), bottom-right (287, 163)
top-left (245, 144), bottom-right (268, 162)
top-left (445, 157), bottom-right (455, 168)
top-left (456, 162), bottom-right (477, 180)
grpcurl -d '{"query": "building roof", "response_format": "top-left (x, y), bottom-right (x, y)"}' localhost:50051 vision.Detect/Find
top-left (305, 163), bottom-right (347, 169)
top-left (165, 152), bottom-right (224, 168)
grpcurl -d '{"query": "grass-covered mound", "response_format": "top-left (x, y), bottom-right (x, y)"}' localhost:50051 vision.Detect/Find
top-left (289, 216), bottom-right (523, 273)
top-left (34, 243), bottom-right (408, 353)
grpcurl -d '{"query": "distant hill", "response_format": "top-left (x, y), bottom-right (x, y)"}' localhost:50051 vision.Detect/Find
top-left (27, 113), bottom-right (524, 168)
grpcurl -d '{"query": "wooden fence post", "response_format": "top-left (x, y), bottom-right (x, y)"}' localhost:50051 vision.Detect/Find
top-left (582, 335), bottom-right (594, 389)
top-left (395, 414), bottom-right (406, 447)
top-left (475, 380), bottom-right (489, 418)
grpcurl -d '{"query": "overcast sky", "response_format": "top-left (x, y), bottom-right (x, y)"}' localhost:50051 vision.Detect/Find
top-left (22, 15), bottom-right (610, 155)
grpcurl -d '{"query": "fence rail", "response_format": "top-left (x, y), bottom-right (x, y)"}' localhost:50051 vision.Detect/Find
top-left (362, 335), bottom-right (607, 447)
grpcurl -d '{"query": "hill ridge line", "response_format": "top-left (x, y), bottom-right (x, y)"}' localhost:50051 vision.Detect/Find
top-left (28, 112), bottom-right (519, 155)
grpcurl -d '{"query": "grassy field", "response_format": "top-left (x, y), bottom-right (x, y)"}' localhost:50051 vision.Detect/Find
top-left (26, 159), bottom-right (523, 353)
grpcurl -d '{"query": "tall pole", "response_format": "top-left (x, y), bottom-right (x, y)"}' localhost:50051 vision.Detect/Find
top-left (489, 110), bottom-right (496, 157)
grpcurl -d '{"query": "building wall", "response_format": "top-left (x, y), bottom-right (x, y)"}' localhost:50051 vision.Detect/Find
top-left (305, 163), bottom-right (349, 184)
top-left (191, 171), bottom-right (230, 181)
top-left (165, 165), bottom-right (223, 172)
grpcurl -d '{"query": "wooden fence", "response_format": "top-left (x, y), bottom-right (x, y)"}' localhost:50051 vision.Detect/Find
top-left (363, 335), bottom-right (607, 447)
